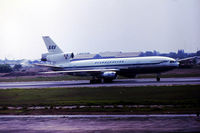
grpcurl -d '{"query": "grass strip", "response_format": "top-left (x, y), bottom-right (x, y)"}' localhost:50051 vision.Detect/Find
top-left (0, 75), bottom-right (90, 82)
top-left (0, 85), bottom-right (200, 107)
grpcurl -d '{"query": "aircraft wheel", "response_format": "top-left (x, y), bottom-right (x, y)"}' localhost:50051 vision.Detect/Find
top-left (90, 80), bottom-right (94, 84)
top-left (156, 77), bottom-right (160, 82)
top-left (156, 74), bottom-right (160, 82)
top-left (103, 79), bottom-right (113, 83)
top-left (90, 79), bottom-right (102, 84)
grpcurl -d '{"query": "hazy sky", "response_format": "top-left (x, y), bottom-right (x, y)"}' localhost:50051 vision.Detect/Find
top-left (0, 0), bottom-right (200, 59)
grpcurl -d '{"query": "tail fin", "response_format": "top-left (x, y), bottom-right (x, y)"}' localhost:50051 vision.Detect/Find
top-left (42, 36), bottom-right (63, 54)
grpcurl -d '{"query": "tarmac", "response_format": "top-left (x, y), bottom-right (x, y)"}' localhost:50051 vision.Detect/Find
top-left (0, 77), bottom-right (200, 89)
top-left (0, 114), bottom-right (199, 133)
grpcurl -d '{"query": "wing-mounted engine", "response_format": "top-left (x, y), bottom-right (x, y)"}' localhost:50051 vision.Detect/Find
top-left (41, 52), bottom-right (74, 64)
top-left (101, 71), bottom-right (117, 80)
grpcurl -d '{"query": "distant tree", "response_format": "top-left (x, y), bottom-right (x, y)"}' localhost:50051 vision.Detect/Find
top-left (13, 64), bottom-right (22, 71)
top-left (139, 52), bottom-right (145, 56)
top-left (0, 64), bottom-right (13, 73)
top-left (93, 54), bottom-right (102, 59)
top-left (140, 51), bottom-right (159, 56)
top-left (153, 50), bottom-right (159, 56)
top-left (197, 50), bottom-right (200, 56)
top-left (145, 51), bottom-right (154, 56)
top-left (169, 52), bottom-right (177, 58)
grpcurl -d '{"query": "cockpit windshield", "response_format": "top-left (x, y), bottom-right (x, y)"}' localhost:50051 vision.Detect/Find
top-left (170, 61), bottom-right (175, 63)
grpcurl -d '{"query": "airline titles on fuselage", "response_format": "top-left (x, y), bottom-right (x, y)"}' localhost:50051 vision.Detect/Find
top-left (94, 60), bottom-right (125, 65)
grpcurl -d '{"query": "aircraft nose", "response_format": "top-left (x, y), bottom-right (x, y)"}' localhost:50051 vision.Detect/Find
top-left (169, 60), bottom-right (179, 68)
top-left (172, 61), bottom-right (179, 68)
top-left (177, 61), bottom-right (180, 68)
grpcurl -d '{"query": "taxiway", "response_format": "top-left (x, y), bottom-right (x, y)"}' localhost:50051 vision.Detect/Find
top-left (0, 77), bottom-right (200, 89)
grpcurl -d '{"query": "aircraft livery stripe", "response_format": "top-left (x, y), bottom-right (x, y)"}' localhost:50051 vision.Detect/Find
top-left (63, 62), bottom-right (163, 69)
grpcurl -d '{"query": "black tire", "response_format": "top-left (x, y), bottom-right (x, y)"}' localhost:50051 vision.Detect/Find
top-left (90, 79), bottom-right (102, 84)
top-left (156, 77), bottom-right (160, 82)
top-left (103, 79), bottom-right (113, 83)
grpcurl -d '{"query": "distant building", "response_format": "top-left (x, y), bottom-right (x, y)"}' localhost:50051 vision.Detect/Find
top-left (116, 52), bottom-right (141, 58)
top-left (0, 58), bottom-right (37, 68)
top-left (1, 59), bottom-right (22, 67)
top-left (73, 53), bottom-right (97, 60)
top-left (73, 51), bottom-right (141, 61)
top-left (99, 51), bottom-right (141, 58)
top-left (99, 52), bottom-right (121, 58)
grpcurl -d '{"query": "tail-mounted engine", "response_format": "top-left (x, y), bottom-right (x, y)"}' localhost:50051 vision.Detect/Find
top-left (41, 53), bottom-right (74, 63)
top-left (63, 53), bottom-right (74, 59)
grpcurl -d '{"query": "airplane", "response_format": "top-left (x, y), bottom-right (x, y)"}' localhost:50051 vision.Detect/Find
top-left (37, 36), bottom-right (179, 83)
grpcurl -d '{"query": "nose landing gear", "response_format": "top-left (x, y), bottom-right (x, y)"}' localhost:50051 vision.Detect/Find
top-left (156, 73), bottom-right (160, 82)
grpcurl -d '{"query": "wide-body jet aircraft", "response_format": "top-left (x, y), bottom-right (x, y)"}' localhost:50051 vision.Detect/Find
top-left (37, 36), bottom-right (179, 83)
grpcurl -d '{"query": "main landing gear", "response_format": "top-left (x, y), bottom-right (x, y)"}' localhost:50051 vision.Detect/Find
top-left (90, 78), bottom-right (113, 84)
top-left (156, 73), bottom-right (160, 82)
top-left (90, 79), bottom-right (102, 84)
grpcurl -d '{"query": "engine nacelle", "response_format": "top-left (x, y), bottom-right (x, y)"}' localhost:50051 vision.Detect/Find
top-left (63, 53), bottom-right (74, 60)
top-left (41, 53), bottom-right (49, 61)
top-left (41, 52), bottom-right (74, 63)
top-left (101, 71), bottom-right (117, 79)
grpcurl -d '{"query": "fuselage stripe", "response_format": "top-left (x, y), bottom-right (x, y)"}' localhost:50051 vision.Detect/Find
top-left (62, 62), bottom-right (164, 70)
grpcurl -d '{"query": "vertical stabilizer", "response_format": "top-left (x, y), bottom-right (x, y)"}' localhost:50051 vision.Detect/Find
top-left (42, 36), bottom-right (63, 54)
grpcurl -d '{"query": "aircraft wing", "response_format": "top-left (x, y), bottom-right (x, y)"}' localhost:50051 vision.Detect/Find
top-left (41, 68), bottom-right (119, 74)
top-left (178, 56), bottom-right (199, 62)
top-left (35, 63), bottom-right (119, 75)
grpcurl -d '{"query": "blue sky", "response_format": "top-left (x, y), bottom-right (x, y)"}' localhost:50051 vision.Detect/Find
top-left (0, 0), bottom-right (200, 59)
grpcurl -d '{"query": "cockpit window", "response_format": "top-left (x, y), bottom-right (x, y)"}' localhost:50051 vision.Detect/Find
top-left (170, 61), bottom-right (175, 63)
top-left (160, 60), bottom-right (168, 63)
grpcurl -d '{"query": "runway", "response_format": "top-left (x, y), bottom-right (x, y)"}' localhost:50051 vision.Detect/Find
top-left (0, 114), bottom-right (199, 133)
top-left (0, 77), bottom-right (200, 89)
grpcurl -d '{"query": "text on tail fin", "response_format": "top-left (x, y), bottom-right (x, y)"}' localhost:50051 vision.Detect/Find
top-left (42, 36), bottom-right (63, 54)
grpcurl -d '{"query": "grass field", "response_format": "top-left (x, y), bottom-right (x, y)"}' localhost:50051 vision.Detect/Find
top-left (0, 75), bottom-right (90, 82)
top-left (0, 85), bottom-right (199, 114)
top-left (0, 85), bottom-right (199, 106)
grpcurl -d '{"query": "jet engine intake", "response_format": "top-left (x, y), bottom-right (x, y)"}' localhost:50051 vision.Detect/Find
top-left (41, 53), bottom-right (48, 61)
top-left (63, 53), bottom-right (74, 59)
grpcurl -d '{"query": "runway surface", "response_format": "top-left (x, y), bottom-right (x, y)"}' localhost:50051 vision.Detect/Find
top-left (0, 114), bottom-right (200, 133)
top-left (0, 77), bottom-right (200, 89)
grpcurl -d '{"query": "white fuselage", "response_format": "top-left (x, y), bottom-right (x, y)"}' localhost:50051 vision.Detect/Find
top-left (54, 56), bottom-right (179, 76)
